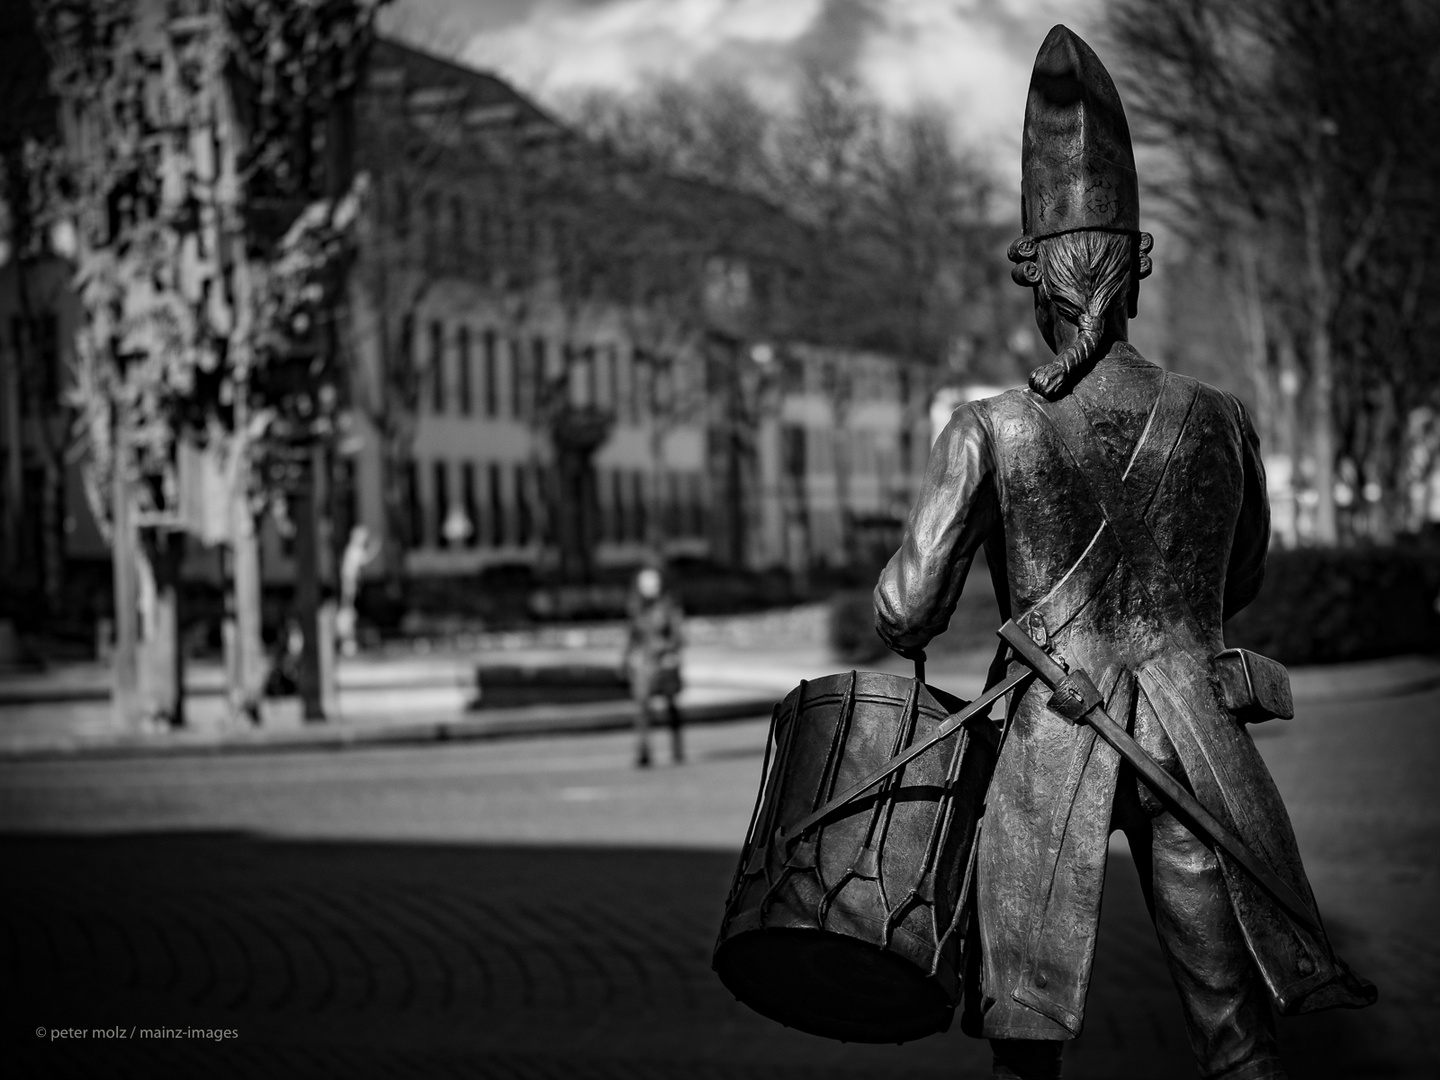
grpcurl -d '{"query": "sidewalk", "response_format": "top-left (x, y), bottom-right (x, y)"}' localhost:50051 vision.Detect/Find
top-left (0, 642), bottom-right (831, 760)
top-left (1, 638), bottom-right (1435, 761)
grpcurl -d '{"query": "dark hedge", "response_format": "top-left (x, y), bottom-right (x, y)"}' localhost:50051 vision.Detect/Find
top-left (1224, 547), bottom-right (1440, 665)
top-left (830, 568), bottom-right (1005, 666)
top-left (829, 589), bottom-right (890, 665)
top-left (831, 547), bottom-right (1440, 668)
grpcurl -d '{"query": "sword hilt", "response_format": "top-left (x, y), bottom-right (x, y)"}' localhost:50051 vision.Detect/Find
top-left (999, 620), bottom-right (1101, 724)
top-left (999, 620), bottom-right (1066, 686)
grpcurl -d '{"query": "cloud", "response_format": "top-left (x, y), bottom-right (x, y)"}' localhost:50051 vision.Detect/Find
top-left (462, 0), bottom-right (823, 99)
top-left (460, 0), bottom-right (1104, 185)
top-left (857, 0), bottom-right (1100, 188)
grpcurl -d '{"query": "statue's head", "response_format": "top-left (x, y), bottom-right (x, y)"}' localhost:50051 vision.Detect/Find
top-left (1008, 25), bottom-right (1153, 399)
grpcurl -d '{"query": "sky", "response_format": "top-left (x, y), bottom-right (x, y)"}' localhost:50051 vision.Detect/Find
top-left (378, 0), bottom-right (1107, 192)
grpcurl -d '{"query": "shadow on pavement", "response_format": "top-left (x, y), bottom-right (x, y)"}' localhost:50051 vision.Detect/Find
top-left (4, 832), bottom-right (1396, 1079)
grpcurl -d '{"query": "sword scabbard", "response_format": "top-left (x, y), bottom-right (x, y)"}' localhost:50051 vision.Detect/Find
top-left (997, 618), bottom-right (1324, 937)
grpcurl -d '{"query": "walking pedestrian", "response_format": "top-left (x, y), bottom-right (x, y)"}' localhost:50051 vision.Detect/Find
top-left (337, 525), bottom-right (381, 657)
top-left (622, 565), bottom-right (684, 768)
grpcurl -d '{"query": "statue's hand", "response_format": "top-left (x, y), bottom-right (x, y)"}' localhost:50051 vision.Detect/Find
top-left (1028, 361), bottom-right (1068, 399)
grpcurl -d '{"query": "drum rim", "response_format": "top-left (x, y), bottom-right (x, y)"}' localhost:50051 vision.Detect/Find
top-left (713, 925), bottom-right (956, 1043)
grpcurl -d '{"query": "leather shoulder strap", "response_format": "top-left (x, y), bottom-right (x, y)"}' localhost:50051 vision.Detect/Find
top-left (1021, 373), bottom-right (1204, 643)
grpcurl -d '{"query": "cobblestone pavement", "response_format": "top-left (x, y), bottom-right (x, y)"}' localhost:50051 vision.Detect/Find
top-left (4, 682), bottom-right (1436, 1079)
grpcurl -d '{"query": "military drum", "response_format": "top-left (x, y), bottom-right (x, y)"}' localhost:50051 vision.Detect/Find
top-left (713, 670), bottom-right (998, 1043)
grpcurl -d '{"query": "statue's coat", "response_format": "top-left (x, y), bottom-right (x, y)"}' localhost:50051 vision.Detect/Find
top-left (874, 343), bottom-right (1374, 1039)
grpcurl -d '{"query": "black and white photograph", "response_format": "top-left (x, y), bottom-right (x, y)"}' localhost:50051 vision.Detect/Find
top-left (1, 1), bottom-right (1435, 1077)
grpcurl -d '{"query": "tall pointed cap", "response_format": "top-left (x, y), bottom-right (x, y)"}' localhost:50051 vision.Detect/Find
top-left (1020, 25), bottom-right (1138, 239)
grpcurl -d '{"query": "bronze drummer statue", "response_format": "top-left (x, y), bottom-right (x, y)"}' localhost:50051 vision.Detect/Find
top-left (872, 24), bottom-right (1376, 1080)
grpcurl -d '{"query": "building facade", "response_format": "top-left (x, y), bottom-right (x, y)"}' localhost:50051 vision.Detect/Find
top-left (0, 30), bottom-right (942, 627)
top-left (342, 39), bottom-right (934, 586)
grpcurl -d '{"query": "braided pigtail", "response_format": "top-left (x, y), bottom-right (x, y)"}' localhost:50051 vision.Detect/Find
top-left (1008, 229), bottom-right (1153, 400)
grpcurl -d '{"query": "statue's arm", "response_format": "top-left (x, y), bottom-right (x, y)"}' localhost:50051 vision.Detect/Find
top-left (874, 402), bottom-right (1000, 655)
top-left (1222, 397), bottom-right (1271, 620)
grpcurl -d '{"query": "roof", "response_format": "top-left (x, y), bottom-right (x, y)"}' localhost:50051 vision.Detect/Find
top-left (366, 37), bottom-right (560, 135)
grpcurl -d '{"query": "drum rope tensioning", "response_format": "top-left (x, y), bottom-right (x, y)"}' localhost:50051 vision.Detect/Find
top-left (712, 649), bottom-right (1032, 1044)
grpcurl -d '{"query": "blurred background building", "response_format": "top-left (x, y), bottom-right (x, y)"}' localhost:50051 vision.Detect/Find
top-left (0, 15), bottom-right (1031, 655)
top-left (2, 0), bottom-right (1437, 693)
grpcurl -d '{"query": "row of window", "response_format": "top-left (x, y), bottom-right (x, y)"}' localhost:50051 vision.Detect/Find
top-left (403, 460), bottom-right (707, 551)
top-left (382, 177), bottom-right (581, 279)
top-left (406, 315), bottom-right (667, 424)
top-left (775, 424), bottom-right (913, 480)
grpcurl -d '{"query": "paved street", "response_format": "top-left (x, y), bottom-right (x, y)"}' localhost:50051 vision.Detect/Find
top-left (3, 674), bottom-right (1437, 1079)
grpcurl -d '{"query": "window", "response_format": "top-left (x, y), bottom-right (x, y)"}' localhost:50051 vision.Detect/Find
top-left (423, 191), bottom-right (439, 265)
top-left (618, 346), bottom-right (633, 424)
top-left (393, 178), bottom-right (410, 238)
top-left (404, 460), bottom-right (422, 548)
top-left (527, 336), bottom-right (547, 418)
top-left (433, 460), bottom-right (449, 548)
top-left (451, 195), bottom-right (466, 256)
top-left (488, 462), bottom-right (506, 547)
top-left (513, 338), bottom-right (528, 419)
top-left (782, 424), bottom-right (807, 480)
top-left (430, 320), bottom-right (445, 413)
top-left (477, 206), bottom-right (493, 276)
top-left (562, 342), bottom-right (579, 406)
top-left (400, 312), bottom-right (415, 370)
top-left (462, 462), bottom-right (479, 549)
top-left (515, 463), bottom-right (532, 545)
top-left (632, 471), bottom-right (648, 543)
top-left (524, 210), bottom-right (538, 258)
top-left (483, 329), bottom-right (498, 418)
top-left (457, 326), bottom-right (472, 416)
top-left (597, 469), bottom-right (614, 543)
top-left (664, 471), bottom-right (681, 537)
top-left (608, 470), bottom-right (625, 542)
top-left (496, 211), bottom-right (512, 270)
top-left (688, 473), bottom-right (707, 537)
top-left (632, 352), bottom-right (649, 421)
top-left (585, 346), bottom-right (598, 409)
top-left (605, 345), bottom-right (618, 413)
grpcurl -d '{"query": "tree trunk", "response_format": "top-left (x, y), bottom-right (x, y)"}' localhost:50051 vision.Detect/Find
top-left (229, 486), bottom-right (265, 723)
top-left (111, 417), bottom-right (140, 727)
top-left (41, 460), bottom-right (64, 612)
top-left (295, 444), bottom-right (331, 721)
top-left (137, 530), bottom-right (185, 727)
top-left (1308, 321), bottom-right (1338, 545)
top-left (1277, 336), bottom-right (1303, 549)
top-left (648, 423), bottom-right (667, 552)
top-left (380, 446), bottom-right (410, 602)
top-left (1302, 174), bottom-right (1339, 546)
top-left (2, 336), bottom-right (21, 578)
top-left (831, 428), bottom-right (853, 568)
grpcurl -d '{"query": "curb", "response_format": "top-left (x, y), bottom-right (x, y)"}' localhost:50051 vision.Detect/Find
top-left (4, 655), bottom-right (1435, 765)
top-left (0, 696), bottom-right (779, 763)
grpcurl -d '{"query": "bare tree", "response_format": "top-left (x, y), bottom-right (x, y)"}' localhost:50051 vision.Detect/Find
top-left (566, 73), bottom-right (1002, 367)
top-left (1106, 0), bottom-right (1440, 543)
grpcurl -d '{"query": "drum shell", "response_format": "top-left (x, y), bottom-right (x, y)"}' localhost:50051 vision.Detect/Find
top-left (714, 670), bottom-right (999, 1043)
